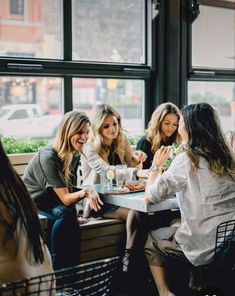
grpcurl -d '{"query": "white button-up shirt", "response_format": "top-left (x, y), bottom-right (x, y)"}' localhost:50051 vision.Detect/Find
top-left (147, 152), bottom-right (235, 266)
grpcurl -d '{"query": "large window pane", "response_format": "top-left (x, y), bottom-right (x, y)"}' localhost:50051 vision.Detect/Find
top-left (0, 1), bottom-right (62, 59)
top-left (0, 76), bottom-right (63, 139)
top-left (192, 6), bottom-right (235, 69)
top-left (72, 78), bottom-right (144, 135)
top-left (188, 81), bottom-right (235, 135)
top-left (72, 0), bottom-right (145, 63)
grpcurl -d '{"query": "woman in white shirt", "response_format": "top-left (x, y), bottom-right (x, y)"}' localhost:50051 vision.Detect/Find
top-left (144, 103), bottom-right (235, 296)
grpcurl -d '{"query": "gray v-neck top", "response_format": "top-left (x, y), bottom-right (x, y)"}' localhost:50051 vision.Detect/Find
top-left (23, 145), bottom-right (80, 210)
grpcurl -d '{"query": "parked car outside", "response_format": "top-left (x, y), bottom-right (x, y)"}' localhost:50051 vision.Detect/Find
top-left (0, 104), bottom-right (62, 139)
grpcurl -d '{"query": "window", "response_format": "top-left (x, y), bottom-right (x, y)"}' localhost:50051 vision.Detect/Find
top-left (0, 77), bottom-right (63, 139)
top-left (192, 5), bottom-right (235, 69)
top-left (72, 0), bottom-right (145, 63)
top-left (9, 109), bottom-right (28, 120)
top-left (188, 81), bottom-right (235, 134)
top-left (1, 1), bottom-right (62, 59)
top-left (188, 1), bottom-right (235, 138)
top-left (73, 78), bottom-right (144, 135)
top-left (10, 0), bottom-right (24, 15)
top-left (0, 0), bottom-right (151, 148)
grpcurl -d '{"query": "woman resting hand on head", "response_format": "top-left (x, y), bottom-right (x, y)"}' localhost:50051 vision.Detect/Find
top-left (81, 103), bottom-right (147, 272)
top-left (144, 103), bottom-right (235, 296)
top-left (23, 111), bottom-right (103, 270)
top-left (0, 141), bottom-right (55, 295)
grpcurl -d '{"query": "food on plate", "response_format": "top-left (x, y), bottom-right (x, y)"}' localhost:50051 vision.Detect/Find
top-left (116, 186), bottom-right (130, 193)
top-left (125, 181), bottom-right (146, 191)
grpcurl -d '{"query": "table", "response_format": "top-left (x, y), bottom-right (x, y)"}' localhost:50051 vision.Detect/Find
top-left (93, 184), bottom-right (179, 213)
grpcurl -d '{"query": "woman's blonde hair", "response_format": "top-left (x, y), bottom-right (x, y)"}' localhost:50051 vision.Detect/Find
top-left (146, 102), bottom-right (181, 153)
top-left (89, 103), bottom-right (125, 159)
top-left (53, 111), bottom-right (90, 185)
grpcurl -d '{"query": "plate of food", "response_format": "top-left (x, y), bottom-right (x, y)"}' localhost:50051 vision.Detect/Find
top-left (104, 181), bottom-right (146, 195)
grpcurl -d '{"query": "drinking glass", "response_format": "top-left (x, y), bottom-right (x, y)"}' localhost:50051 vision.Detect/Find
top-left (115, 164), bottom-right (127, 186)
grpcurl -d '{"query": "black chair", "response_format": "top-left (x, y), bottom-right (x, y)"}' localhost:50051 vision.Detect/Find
top-left (165, 219), bottom-right (235, 295)
top-left (0, 256), bottom-right (121, 296)
top-left (214, 219), bottom-right (235, 271)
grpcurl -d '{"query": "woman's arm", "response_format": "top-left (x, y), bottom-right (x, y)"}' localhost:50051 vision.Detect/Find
top-left (53, 187), bottom-right (103, 212)
top-left (82, 143), bottom-right (114, 174)
top-left (145, 146), bottom-right (171, 204)
top-left (123, 135), bottom-right (147, 168)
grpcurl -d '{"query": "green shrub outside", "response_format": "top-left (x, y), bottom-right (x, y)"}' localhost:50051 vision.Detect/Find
top-left (127, 134), bottom-right (142, 148)
top-left (1, 134), bottom-right (143, 154)
top-left (2, 137), bottom-right (49, 154)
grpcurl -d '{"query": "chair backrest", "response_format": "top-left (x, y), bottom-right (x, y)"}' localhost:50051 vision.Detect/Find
top-left (214, 219), bottom-right (235, 271)
top-left (0, 256), bottom-right (121, 296)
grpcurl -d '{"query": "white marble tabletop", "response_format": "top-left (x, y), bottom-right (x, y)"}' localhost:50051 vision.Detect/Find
top-left (92, 184), bottom-right (179, 213)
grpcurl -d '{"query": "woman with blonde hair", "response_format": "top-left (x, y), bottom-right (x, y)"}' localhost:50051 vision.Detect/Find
top-left (81, 103), bottom-right (147, 272)
top-left (137, 102), bottom-right (181, 169)
top-left (23, 111), bottom-right (103, 269)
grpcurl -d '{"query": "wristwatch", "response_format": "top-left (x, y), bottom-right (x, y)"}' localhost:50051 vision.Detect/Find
top-left (150, 165), bottom-right (161, 172)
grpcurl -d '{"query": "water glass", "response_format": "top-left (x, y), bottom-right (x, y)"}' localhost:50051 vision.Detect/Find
top-left (115, 164), bottom-right (127, 186)
top-left (100, 172), bottom-right (109, 188)
top-left (126, 167), bottom-right (136, 182)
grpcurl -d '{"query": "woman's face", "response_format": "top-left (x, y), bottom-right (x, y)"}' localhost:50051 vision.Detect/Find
top-left (178, 116), bottom-right (188, 142)
top-left (70, 122), bottom-right (90, 151)
top-left (160, 113), bottom-right (179, 138)
top-left (100, 114), bottom-right (119, 145)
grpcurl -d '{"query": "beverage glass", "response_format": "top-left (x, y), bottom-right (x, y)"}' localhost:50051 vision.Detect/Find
top-left (126, 167), bottom-right (136, 182)
top-left (100, 172), bottom-right (109, 188)
top-left (101, 170), bottom-right (114, 190)
top-left (115, 164), bottom-right (127, 186)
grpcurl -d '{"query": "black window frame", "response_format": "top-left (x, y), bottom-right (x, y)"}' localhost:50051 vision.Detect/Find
top-left (0, 0), bottom-right (153, 129)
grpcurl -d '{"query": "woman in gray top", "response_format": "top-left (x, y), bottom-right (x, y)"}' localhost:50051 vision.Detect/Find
top-left (23, 111), bottom-right (103, 269)
top-left (144, 103), bottom-right (235, 296)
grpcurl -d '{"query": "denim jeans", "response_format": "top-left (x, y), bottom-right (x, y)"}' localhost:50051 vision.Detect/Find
top-left (39, 204), bottom-right (81, 270)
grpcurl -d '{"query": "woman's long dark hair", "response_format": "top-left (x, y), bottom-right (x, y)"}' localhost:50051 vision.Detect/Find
top-left (0, 141), bottom-right (44, 264)
top-left (181, 103), bottom-right (235, 177)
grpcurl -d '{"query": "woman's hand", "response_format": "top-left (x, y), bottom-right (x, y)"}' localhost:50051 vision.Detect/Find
top-left (82, 187), bottom-right (103, 212)
top-left (132, 150), bottom-right (147, 164)
top-left (152, 146), bottom-right (171, 168)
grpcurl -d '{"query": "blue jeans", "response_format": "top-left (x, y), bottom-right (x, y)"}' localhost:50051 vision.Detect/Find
top-left (39, 204), bottom-right (81, 270)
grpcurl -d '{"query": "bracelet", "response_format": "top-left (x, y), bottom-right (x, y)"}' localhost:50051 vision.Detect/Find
top-left (149, 165), bottom-right (161, 172)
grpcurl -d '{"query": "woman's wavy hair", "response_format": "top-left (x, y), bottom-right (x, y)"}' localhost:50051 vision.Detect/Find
top-left (181, 103), bottom-right (235, 177)
top-left (146, 102), bottom-right (181, 153)
top-left (0, 141), bottom-right (45, 264)
top-left (89, 103), bottom-right (125, 158)
top-left (53, 111), bottom-right (90, 185)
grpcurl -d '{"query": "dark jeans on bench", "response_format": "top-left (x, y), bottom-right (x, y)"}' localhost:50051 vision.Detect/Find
top-left (39, 204), bottom-right (81, 270)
